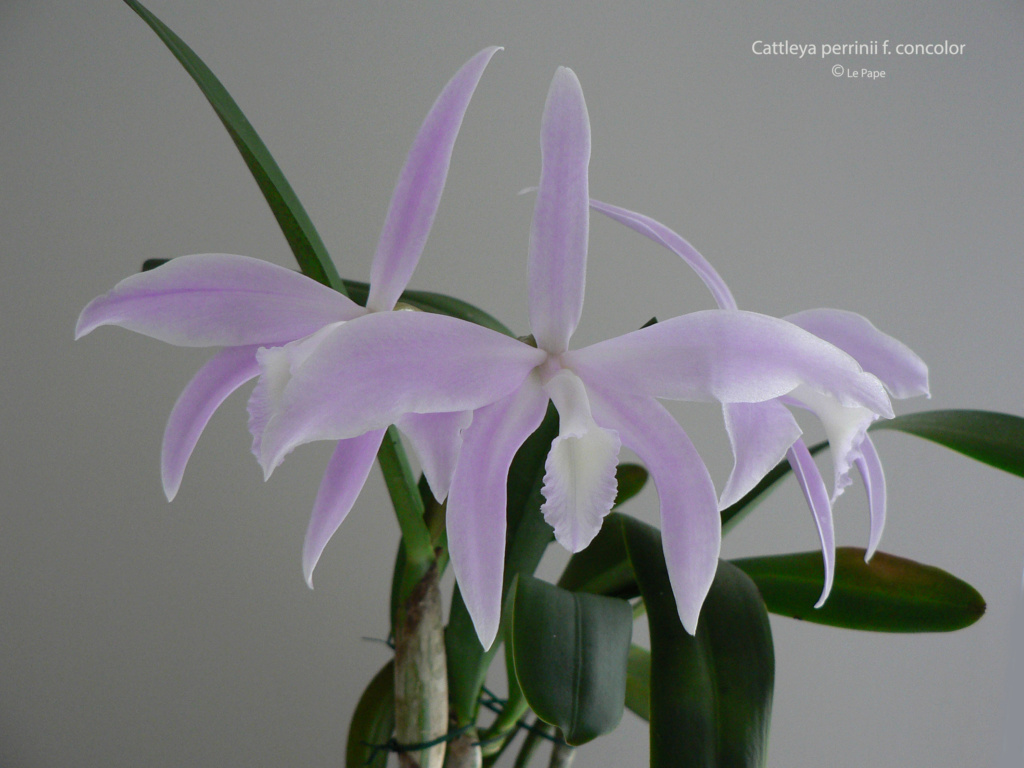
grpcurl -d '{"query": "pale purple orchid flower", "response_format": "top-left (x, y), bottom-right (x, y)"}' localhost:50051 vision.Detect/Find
top-left (75, 47), bottom-right (501, 581)
top-left (251, 67), bottom-right (895, 649)
top-left (591, 199), bottom-right (929, 605)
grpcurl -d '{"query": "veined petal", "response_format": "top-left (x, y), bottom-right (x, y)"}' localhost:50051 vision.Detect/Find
top-left (367, 46), bottom-right (502, 313)
top-left (786, 308), bottom-right (929, 400)
top-left (254, 311), bottom-right (546, 475)
top-left (540, 370), bottom-right (621, 552)
top-left (587, 385), bottom-right (720, 635)
top-left (589, 198), bottom-right (738, 311)
top-left (302, 429), bottom-right (386, 586)
top-left (75, 254), bottom-right (363, 347)
top-left (528, 67), bottom-right (590, 355)
top-left (784, 384), bottom-right (877, 501)
top-left (395, 410), bottom-right (473, 503)
top-left (566, 309), bottom-right (894, 417)
top-left (787, 440), bottom-right (836, 608)
top-left (855, 434), bottom-right (887, 561)
top-left (162, 345), bottom-right (261, 501)
top-left (447, 376), bottom-right (549, 649)
top-left (719, 400), bottom-right (803, 509)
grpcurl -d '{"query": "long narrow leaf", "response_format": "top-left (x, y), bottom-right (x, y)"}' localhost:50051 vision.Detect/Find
top-left (124, 0), bottom-right (343, 292)
top-left (623, 516), bottom-right (774, 768)
top-left (872, 409), bottom-right (1024, 477)
top-left (342, 279), bottom-right (514, 337)
top-left (734, 548), bottom-right (985, 632)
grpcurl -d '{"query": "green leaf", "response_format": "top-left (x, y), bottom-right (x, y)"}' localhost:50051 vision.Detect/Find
top-left (510, 575), bottom-right (633, 746)
top-left (446, 405), bottom-right (560, 726)
top-left (557, 511), bottom-right (639, 600)
top-left (733, 547), bottom-right (986, 632)
top-left (622, 516), bottom-right (774, 768)
top-left (345, 660), bottom-right (395, 768)
top-left (342, 279), bottom-right (514, 337)
top-left (123, 0), bottom-right (343, 292)
top-left (871, 409), bottom-right (1024, 478)
top-left (624, 645), bottom-right (651, 721)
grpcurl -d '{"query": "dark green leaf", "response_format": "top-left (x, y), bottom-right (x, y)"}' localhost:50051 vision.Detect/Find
top-left (557, 512), bottom-right (639, 600)
top-left (511, 575), bottom-right (632, 746)
top-left (871, 409), bottom-right (1024, 478)
top-left (345, 660), bottom-right (395, 768)
top-left (624, 645), bottom-right (651, 721)
top-left (446, 405), bottom-right (560, 725)
top-left (733, 547), bottom-right (986, 632)
top-left (124, 0), bottom-right (343, 292)
top-left (342, 279), bottom-right (514, 336)
top-left (623, 516), bottom-right (774, 768)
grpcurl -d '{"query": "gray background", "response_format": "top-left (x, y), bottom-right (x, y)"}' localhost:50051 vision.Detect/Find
top-left (3, 1), bottom-right (1024, 766)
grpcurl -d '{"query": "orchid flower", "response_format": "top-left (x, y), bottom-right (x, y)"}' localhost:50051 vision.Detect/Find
top-left (590, 199), bottom-right (929, 605)
top-left (75, 47), bottom-right (501, 582)
top-left (251, 66), bottom-right (895, 649)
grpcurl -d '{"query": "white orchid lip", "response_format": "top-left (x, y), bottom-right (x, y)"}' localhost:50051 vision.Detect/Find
top-left (540, 369), bottom-right (622, 553)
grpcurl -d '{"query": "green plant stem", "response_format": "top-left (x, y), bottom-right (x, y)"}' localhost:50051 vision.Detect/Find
top-left (378, 427), bottom-right (435, 601)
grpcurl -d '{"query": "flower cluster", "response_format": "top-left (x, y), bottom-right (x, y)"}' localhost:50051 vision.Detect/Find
top-left (77, 48), bottom-right (926, 649)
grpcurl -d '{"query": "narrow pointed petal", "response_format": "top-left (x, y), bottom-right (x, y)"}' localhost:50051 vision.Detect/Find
top-left (540, 370), bottom-right (621, 552)
top-left (303, 429), bottom-right (386, 586)
top-left (587, 386), bottom-right (720, 635)
top-left (786, 308), bottom-right (929, 399)
top-left (589, 199), bottom-right (738, 311)
top-left (447, 377), bottom-right (549, 649)
top-left (787, 440), bottom-right (835, 608)
top-left (366, 47), bottom-right (502, 313)
top-left (162, 345), bottom-right (261, 500)
top-left (528, 67), bottom-right (590, 354)
top-left (76, 254), bottom-right (363, 347)
top-left (253, 311), bottom-right (546, 475)
top-left (566, 309), bottom-right (893, 417)
top-left (855, 434), bottom-right (887, 560)
top-left (395, 410), bottom-right (473, 503)
top-left (719, 400), bottom-right (803, 509)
